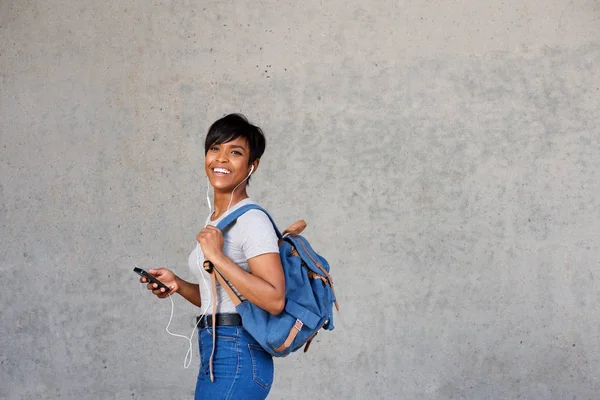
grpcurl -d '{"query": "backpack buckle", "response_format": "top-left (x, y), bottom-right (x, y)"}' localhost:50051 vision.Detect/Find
top-left (203, 260), bottom-right (214, 273)
top-left (294, 319), bottom-right (304, 331)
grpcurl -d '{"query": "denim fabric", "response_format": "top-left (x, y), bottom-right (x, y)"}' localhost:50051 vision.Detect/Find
top-left (195, 325), bottom-right (274, 400)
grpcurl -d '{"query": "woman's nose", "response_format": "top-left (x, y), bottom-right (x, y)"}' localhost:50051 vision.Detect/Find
top-left (215, 149), bottom-right (229, 162)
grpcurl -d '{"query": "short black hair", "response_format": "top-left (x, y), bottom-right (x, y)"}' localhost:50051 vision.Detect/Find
top-left (204, 113), bottom-right (266, 165)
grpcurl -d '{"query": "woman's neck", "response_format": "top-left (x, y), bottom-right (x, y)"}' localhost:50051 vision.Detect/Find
top-left (211, 188), bottom-right (249, 220)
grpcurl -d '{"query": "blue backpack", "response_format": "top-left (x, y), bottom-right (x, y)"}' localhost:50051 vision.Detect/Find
top-left (205, 204), bottom-right (339, 358)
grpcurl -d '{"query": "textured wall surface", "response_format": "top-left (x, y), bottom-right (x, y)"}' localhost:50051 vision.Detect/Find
top-left (1, 0), bottom-right (599, 399)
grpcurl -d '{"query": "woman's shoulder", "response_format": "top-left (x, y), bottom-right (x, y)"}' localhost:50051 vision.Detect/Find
top-left (237, 206), bottom-right (272, 227)
top-left (229, 202), bottom-right (272, 232)
top-left (235, 206), bottom-right (280, 255)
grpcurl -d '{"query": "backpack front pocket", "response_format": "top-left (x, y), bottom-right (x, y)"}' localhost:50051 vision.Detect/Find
top-left (267, 299), bottom-right (321, 353)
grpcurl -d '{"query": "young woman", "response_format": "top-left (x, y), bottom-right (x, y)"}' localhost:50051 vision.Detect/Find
top-left (141, 114), bottom-right (285, 399)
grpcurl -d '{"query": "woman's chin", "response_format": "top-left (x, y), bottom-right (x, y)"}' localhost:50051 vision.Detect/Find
top-left (210, 181), bottom-right (243, 193)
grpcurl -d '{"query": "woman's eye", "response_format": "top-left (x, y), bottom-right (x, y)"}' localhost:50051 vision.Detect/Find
top-left (232, 150), bottom-right (242, 156)
top-left (210, 146), bottom-right (219, 151)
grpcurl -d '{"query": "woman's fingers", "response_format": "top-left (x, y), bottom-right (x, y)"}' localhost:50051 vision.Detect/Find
top-left (140, 268), bottom-right (176, 298)
top-left (146, 281), bottom-right (175, 297)
top-left (196, 226), bottom-right (221, 241)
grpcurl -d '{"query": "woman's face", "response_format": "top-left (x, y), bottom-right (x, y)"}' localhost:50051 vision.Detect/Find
top-left (205, 136), bottom-right (254, 192)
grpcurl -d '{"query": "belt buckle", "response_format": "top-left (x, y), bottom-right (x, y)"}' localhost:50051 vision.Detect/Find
top-left (197, 315), bottom-right (210, 329)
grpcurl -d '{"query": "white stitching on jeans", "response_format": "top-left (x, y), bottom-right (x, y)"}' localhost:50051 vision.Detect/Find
top-left (249, 344), bottom-right (272, 390)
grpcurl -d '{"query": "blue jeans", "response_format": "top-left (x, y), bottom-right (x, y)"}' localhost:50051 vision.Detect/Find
top-left (195, 325), bottom-right (274, 400)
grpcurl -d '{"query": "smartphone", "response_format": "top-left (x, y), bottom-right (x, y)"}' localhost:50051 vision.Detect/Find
top-left (133, 267), bottom-right (171, 293)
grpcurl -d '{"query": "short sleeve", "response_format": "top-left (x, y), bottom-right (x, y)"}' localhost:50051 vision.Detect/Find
top-left (238, 209), bottom-right (280, 260)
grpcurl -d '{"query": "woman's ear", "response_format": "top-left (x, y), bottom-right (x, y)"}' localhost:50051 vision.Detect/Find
top-left (249, 159), bottom-right (260, 174)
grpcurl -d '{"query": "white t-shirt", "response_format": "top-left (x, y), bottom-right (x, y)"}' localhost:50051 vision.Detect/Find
top-left (188, 198), bottom-right (280, 315)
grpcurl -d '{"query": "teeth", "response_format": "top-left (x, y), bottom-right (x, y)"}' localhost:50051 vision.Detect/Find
top-left (214, 168), bottom-right (231, 174)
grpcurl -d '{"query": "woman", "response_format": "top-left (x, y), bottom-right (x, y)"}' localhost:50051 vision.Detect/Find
top-left (141, 113), bottom-right (285, 399)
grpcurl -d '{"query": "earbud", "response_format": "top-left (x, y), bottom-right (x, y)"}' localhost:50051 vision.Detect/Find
top-left (249, 165), bottom-right (254, 175)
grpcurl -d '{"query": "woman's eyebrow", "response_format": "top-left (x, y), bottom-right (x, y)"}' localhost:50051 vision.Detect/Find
top-left (228, 144), bottom-right (247, 151)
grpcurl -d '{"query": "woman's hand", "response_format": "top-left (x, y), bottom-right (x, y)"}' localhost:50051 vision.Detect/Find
top-left (196, 226), bottom-right (224, 262)
top-left (140, 268), bottom-right (179, 298)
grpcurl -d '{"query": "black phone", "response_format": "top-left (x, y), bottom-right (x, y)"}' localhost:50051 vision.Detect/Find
top-left (133, 267), bottom-right (171, 293)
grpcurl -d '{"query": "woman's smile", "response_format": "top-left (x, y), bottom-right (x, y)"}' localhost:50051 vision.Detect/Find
top-left (212, 167), bottom-right (231, 175)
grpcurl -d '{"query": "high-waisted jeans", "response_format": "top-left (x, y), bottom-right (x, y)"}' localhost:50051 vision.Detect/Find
top-left (195, 325), bottom-right (274, 400)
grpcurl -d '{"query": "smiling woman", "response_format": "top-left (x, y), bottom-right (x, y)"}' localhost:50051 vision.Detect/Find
top-left (139, 114), bottom-right (284, 400)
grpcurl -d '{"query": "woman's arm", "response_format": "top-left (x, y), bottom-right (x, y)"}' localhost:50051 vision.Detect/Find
top-left (210, 251), bottom-right (285, 315)
top-left (144, 268), bottom-right (202, 308)
top-left (197, 226), bottom-right (285, 315)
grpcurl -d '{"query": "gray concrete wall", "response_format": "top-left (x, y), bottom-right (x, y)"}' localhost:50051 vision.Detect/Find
top-left (1, 0), bottom-right (599, 399)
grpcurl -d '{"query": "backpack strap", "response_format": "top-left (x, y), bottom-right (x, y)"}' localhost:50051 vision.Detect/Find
top-left (204, 260), bottom-right (242, 306)
top-left (202, 260), bottom-right (242, 383)
top-left (216, 204), bottom-right (283, 238)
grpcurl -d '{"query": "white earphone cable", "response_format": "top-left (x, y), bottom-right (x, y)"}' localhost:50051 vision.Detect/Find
top-left (226, 166), bottom-right (253, 211)
top-left (206, 176), bottom-right (212, 215)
